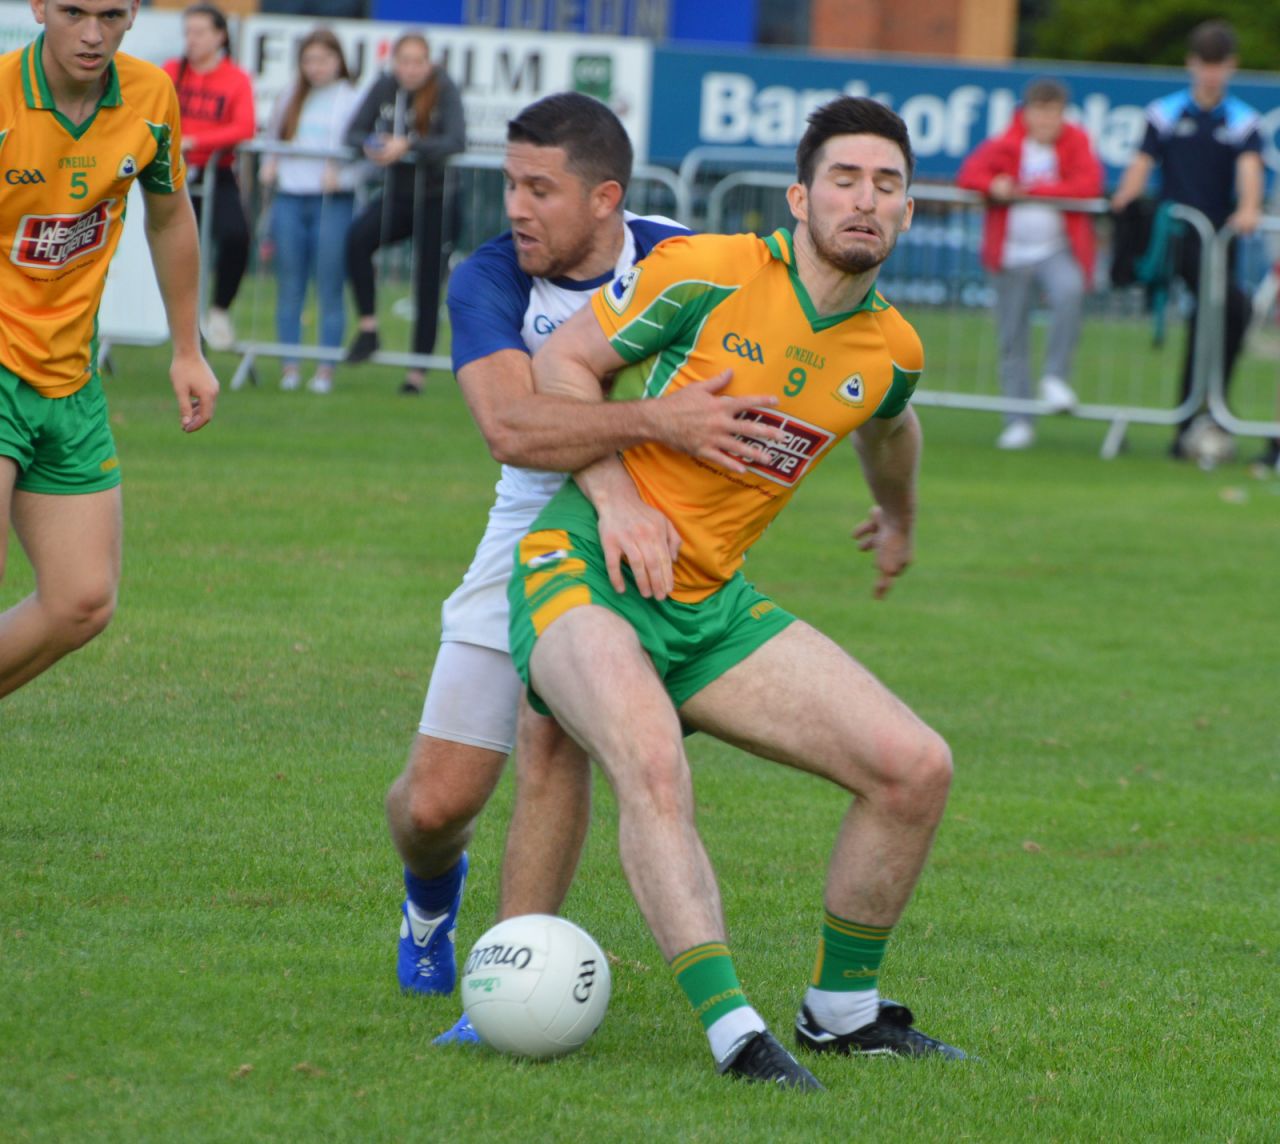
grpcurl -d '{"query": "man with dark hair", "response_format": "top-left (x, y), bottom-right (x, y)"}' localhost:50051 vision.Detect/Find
top-left (1111, 18), bottom-right (1263, 458)
top-left (384, 92), bottom-right (783, 1035)
top-left (504, 95), bottom-right (965, 1087)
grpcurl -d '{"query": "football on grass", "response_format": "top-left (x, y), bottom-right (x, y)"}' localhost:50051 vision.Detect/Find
top-left (461, 914), bottom-right (611, 1059)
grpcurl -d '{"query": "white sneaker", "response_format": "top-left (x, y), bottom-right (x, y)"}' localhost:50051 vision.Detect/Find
top-left (307, 372), bottom-right (333, 395)
top-left (280, 367), bottom-right (301, 391)
top-left (996, 421), bottom-right (1035, 450)
top-left (203, 307), bottom-right (235, 351)
top-left (1039, 376), bottom-right (1077, 413)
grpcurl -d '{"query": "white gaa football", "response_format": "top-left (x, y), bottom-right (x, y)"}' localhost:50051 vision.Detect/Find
top-left (461, 914), bottom-right (611, 1059)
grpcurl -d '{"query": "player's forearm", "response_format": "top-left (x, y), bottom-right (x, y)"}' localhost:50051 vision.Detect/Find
top-left (489, 394), bottom-right (664, 472)
top-left (854, 410), bottom-right (921, 530)
top-left (145, 203), bottom-right (204, 357)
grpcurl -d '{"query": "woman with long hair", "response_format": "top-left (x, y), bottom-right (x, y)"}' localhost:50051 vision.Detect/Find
top-left (260, 30), bottom-right (361, 394)
top-left (162, 3), bottom-right (256, 351)
top-left (343, 32), bottom-right (465, 394)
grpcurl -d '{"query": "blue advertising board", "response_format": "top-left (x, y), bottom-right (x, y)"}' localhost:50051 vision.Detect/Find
top-left (373, 0), bottom-right (754, 44)
top-left (650, 46), bottom-right (1280, 183)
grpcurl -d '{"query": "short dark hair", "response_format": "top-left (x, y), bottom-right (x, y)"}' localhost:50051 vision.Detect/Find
top-left (1188, 19), bottom-right (1238, 63)
top-left (795, 96), bottom-right (915, 187)
top-left (507, 92), bottom-right (633, 193)
top-left (1023, 77), bottom-right (1069, 106)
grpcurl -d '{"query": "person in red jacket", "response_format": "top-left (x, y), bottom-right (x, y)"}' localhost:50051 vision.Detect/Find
top-left (163, 3), bottom-right (256, 351)
top-left (957, 78), bottom-right (1103, 450)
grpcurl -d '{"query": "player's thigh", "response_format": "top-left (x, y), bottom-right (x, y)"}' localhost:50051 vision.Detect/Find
top-left (11, 486), bottom-right (122, 603)
top-left (529, 604), bottom-right (684, 773)
top-left (0, 456), bottom-right (16, 579)
top-left (679, 620), bottom-right (942, 793)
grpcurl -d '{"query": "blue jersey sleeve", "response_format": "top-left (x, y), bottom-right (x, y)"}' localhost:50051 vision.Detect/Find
top-left (445, 236), bottom-right (533, 373)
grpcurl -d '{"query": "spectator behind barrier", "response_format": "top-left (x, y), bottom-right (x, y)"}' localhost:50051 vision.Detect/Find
top-left (260, 29), bottom-right (362, 395)
top-left (342, 31), bottom-right (466, 395)
top-left (1110, 18), bottom-right (1264, 461)
top-left (956, 77), bottom-right (1103, 451)
top-left (163, 2), bottom-right (256, 352)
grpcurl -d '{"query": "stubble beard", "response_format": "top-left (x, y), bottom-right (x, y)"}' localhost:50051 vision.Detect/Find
top-left (811, 218), bottom-right (897, 276)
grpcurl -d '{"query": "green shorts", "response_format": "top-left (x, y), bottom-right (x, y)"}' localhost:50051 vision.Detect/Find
top-left (508, 482), bottom-right (795, 714)
top-left (0, 364), bottom-right (120, 494)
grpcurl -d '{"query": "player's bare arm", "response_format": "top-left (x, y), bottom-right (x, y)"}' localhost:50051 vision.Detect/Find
top-left (1110, 151), bottom-right (1154, 212)
top-left (524, 306), bottom-right (786, 474)
top-left (1227, 151), bottom-right (1264, 235)
top-left (142, 186), bottom-right (219, 432)
top-left (851, 407), bottom-right (922, 599)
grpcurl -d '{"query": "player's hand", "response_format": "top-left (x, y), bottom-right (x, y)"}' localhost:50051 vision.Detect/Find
top-left (988, 174), bottom-right (1017, 202)
top-left (853, 504), bottom-right (913, 599)
top-left (1227, 204), bottom-right (1261, 236)
top-left (596, 495), bottom-right (682, 600)
top-left (171, 351), bottom-right (220, 432)
top-left (652, 370), bottom-right (787, 473)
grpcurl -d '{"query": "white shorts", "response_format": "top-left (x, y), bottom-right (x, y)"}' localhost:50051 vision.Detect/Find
top-left (419, 640), bottom-right (523, 753)
top-left (420, 516), bottom-right (532, 752)
top-left (438, 519), bottom-right (526, 651)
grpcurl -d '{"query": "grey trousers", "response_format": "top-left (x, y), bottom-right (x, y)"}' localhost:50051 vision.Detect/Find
top-left (993, 248), bottom-right (1085, 425)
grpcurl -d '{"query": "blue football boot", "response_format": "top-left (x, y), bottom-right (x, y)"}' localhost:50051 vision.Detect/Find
top-left (432, 1012), bottom-right (482, 1047)
top-left (397, 853), bottom-right (468, 995)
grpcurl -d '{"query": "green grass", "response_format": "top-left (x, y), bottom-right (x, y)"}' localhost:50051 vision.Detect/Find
top-left (3, 345), bottom-right (1278, 1142)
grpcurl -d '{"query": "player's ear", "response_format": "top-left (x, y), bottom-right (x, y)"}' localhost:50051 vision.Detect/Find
top-left (786, 181), bottom-right (808, 225)
top-left (591, 179), bottom-right (625, 218)
top-left (901, 194), bottom-right (914, 232)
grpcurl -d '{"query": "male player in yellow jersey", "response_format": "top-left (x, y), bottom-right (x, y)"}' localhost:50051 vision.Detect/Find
top-left (0, 0), bottom-right (217, 700)
top-left (508, 97), bottom-right (965, 1088)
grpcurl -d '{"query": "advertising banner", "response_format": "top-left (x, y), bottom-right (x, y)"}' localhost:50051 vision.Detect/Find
top-left (650, 46), bottom-right (1280, 181)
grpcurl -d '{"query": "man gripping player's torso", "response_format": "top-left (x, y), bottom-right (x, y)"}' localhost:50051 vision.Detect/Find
top-left (523, 227), bottom-right (924, 603)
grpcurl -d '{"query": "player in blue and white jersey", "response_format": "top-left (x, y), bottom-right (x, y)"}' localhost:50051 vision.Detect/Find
top-left (1111, 19), bottom-right (1263, 457)
top-left (382, 93), bottom-right (784, 1035)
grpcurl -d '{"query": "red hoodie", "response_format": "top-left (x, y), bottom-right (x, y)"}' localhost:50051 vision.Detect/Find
top-left (162, 55), bottom-right (256, 170)
top-left (956, 112), bottom-right (1103, 287)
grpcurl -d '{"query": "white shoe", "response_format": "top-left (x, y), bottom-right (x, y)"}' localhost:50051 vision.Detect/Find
top-left (996, 421), bottom-right (1035, 450)
top-left (307, 372), bottom-right (333, 395)
top-left (1039, 376), bottom-right (1077, 413)
top-left (203, 307), bottom-right (235, 351)
top-left (280, 367), bottom-right (301, 391)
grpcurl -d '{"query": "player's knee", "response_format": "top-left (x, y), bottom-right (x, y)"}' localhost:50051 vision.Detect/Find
top-left (874, 727), bottom-right (952, 823)
top-left (394, 768), bottom-right (487, 841)
top-left (45, 584), bottom-right (117, 651)
top-left (614, 738), bottom-right (690, 822)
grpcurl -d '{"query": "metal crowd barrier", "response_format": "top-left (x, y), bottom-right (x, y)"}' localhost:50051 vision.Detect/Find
top-left (202, 143), bottom-right (685, 391)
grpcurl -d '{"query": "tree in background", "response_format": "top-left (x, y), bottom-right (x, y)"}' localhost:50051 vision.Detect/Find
top-left (1024, 0), bottom-right (1280, 69)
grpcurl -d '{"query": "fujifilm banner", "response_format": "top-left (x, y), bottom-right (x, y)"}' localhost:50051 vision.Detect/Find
top-left (241, 16), bottom-right (653, 159)
top-left (650, 47), bottom-right (1280, 181)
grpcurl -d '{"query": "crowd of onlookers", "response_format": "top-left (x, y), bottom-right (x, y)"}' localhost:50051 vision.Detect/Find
top-left (170, 3), bottom-right (464, 395)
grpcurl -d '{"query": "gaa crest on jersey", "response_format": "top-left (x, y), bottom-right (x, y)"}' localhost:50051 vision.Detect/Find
top-left (834, 372), bottom-right (865, 407)
top-left (117, 155), bottom-right (138, 179)
top-left (604, 266), bottom-right (641, 314)
top-left (10, 201), bottom-right (114, 269)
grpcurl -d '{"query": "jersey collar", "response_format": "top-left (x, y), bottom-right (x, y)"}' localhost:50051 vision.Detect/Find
top-left (22, 35), bottom-right (123, 119)
top-left (764, 227), bottom-right (889, 331)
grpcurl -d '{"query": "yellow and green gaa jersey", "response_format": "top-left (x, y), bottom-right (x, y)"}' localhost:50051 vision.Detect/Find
top-left (593, 228), bottom-right (923, 603)
top-left (0, 38), bottom-right (184, 396)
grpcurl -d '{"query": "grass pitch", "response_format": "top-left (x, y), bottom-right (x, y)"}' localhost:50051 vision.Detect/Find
top-left (2, 343), bottom-right (1277, 1142)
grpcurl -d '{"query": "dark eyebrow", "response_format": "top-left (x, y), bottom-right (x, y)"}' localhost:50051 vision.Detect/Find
top-left (827, 162), bottom-right (904, 182)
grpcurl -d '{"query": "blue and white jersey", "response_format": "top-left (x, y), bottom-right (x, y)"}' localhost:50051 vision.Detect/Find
top-left (445, 212), bottom-right (688, 529)
top-left (1140, 89), bottom-right (1262, 229)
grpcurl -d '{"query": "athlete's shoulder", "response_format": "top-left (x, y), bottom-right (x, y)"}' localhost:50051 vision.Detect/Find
top-left (1146, 89), bottom-right (1192, 133)
top-left (636, 229), bottom-right (771, 280)
top-left (452, 231), bottom-right (530, 294)
top-left (625, 213), bottom-right (690, 257)
top-left (115, 52), bottom-right (181, 113)
top-left (872, 298), bottom-right (925, 372)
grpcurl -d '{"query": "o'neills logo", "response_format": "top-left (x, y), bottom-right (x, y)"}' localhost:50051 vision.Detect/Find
top-left (10, 200), bottom-right (114, 269)
top-left (463, 941), bottom-right (535, 976)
